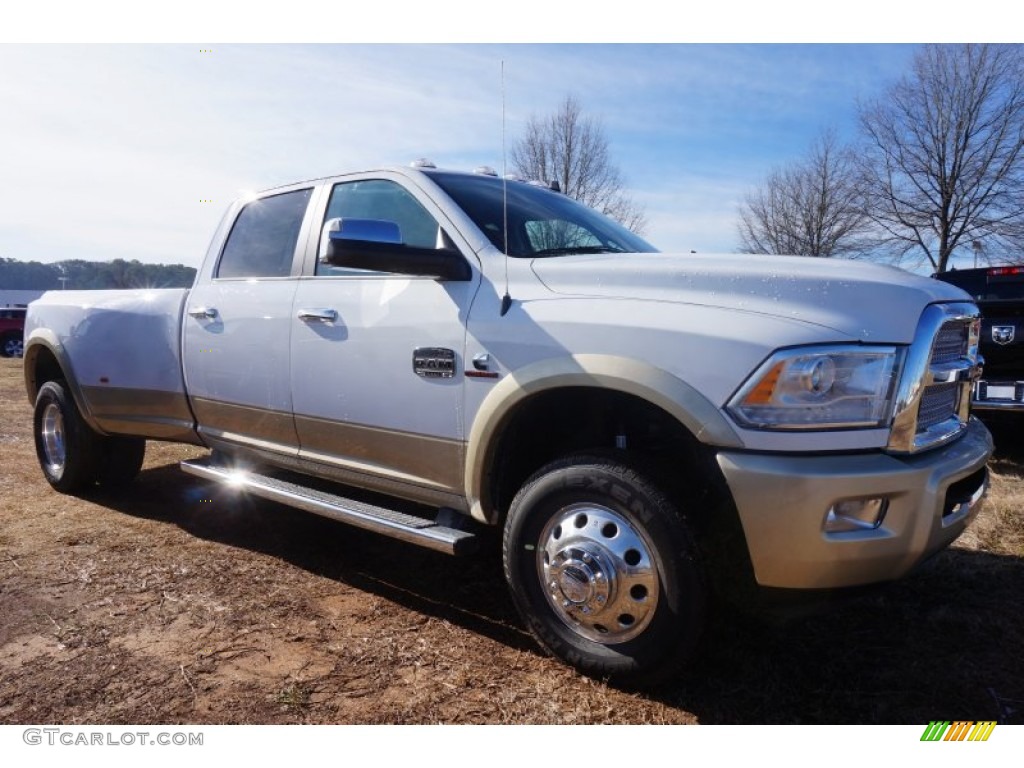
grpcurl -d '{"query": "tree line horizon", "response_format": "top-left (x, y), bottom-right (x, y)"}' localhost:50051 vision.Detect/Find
top-left (0, 257), bottom-right (196, 291)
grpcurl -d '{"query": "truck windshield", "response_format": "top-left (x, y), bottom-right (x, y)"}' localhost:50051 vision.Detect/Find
top-left (425, 171), bottom-right (657, 258)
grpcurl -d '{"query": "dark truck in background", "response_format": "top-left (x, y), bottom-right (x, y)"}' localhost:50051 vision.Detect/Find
top-left (936, 265), bottom-right (1024, 414)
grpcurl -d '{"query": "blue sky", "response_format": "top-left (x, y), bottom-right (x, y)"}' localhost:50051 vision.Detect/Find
top-left (0, 36), bottom-right (952, 270)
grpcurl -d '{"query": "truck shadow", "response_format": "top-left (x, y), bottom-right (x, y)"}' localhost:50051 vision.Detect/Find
top-left (667, 546), bottom-right (1024, 723)
top-left (93, 463), bottom-right (534, 653)
top-left (95, 462), bottom-right (1024, 725)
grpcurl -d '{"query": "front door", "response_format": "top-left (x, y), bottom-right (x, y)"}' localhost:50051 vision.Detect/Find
top-left (289, 177), bottom-right (478, 505)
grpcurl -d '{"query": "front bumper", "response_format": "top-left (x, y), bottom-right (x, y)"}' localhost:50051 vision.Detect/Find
top-left (717, 417), bottom-right (993, 589)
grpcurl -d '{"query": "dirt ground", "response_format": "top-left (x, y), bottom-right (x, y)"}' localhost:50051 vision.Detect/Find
top-left (1, 357), bottom-right (1022, 724)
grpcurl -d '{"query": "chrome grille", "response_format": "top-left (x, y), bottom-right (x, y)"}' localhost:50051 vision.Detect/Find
top-left (915, 319), bottom-right (971, 437)
top-left (917, 382), bottom-right (959, 431)
top-left (889, 304), bottom-right (981, 453)
top-left (931, 322), bottom-right (968, 365)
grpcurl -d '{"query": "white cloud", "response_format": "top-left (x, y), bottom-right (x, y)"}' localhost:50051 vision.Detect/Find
top-left (636, 175), bottom-right (751, 254)
top-left (0, 45), bottom-right (530, 265)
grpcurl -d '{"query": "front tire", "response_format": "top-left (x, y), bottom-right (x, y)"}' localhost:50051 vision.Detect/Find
top-left (33, 380), bottom-right (100, 493)
top-left (503, 456), bottom-right (706, 687)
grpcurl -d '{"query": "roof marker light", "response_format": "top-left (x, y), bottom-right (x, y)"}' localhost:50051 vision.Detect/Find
top-left (527, 179), bottom-right (562, 192)
top-left (410, 158), bottom-right (436, 169)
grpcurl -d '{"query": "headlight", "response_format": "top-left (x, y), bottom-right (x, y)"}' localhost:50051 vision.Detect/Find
top-left (727, 345), bottom-right (903, 429)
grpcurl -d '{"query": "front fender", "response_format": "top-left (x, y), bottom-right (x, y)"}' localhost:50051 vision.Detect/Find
top-left (463, 353), bottom-right (742, 523)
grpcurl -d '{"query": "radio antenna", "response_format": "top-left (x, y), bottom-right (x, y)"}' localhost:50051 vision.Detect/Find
top-left (499, 60), bottom-right (512, 317)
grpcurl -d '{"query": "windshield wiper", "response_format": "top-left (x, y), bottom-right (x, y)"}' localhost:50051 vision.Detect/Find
top-left (530, 245), bottom-right (622, 257)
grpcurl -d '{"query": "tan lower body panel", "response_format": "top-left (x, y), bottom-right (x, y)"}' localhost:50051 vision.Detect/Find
top-left (192, 396), bottom-right (467, 511)
top-left (83, 385), bottom-right (200, 443)
top-left (192, 396), bottom-right (297, 448)
top-left (293, 413), bottom-right (463, 494)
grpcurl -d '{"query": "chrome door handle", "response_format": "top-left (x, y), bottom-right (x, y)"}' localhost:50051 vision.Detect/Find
top-left (297, 308), bottom-right (338, 323)
top-left (188, 306), bottom-right (218, 319)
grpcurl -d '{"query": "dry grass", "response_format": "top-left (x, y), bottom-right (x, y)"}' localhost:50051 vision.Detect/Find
top-left (0, 357), bottom-right (1021, 724)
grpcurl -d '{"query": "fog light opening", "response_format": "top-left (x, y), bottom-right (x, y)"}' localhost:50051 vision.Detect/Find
top-left (824, 497), bottom-right (889, 533)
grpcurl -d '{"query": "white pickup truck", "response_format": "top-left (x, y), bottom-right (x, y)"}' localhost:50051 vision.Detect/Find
top-left (24, 162), bottom-right (992, 686)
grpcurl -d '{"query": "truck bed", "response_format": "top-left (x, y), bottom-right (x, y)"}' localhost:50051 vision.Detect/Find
top-left (25, 289), bottom-right (198, 442)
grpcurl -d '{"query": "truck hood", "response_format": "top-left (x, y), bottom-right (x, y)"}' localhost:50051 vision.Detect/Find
top-left (530, 252), bottom-right (972, 342)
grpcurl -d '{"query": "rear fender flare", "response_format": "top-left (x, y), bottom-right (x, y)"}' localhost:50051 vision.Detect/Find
top-left (23, 332), bottom-right (105, 435)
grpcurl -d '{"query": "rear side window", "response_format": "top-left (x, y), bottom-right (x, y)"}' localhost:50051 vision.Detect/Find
top-left (217, 188), bottom-right (313, 278)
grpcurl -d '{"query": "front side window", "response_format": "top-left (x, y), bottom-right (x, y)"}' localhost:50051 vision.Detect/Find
top-left (217, 188), bottom-right (313, 279)
top-left (317, 179), bottom-right (441, 277)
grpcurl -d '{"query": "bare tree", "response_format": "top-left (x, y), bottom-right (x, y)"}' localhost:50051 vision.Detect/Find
top-left (511, 95), bottom-right (646, 234)
top-left (858, 44), bottom-right (1024, 273)
top-left (738, 130), bottom-right (871, 257)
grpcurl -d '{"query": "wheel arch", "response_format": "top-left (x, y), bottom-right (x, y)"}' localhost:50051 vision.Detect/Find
top-left (464, 354), bottom-right (743, 525)
top-left (23, 333), bottom-right (104, 434)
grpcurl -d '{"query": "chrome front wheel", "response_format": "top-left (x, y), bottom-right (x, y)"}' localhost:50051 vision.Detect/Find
top-left (538, 503), bottom-right (660, 643)
top-left (504, 456), bottom-right (706, 687)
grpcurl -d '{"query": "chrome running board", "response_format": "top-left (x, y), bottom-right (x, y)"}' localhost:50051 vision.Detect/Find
top-left (180, 456), bottom-right (479, 556)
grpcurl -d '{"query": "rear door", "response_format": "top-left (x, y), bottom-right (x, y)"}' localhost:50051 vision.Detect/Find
top-left (183, 185), bottom-right (319, 457)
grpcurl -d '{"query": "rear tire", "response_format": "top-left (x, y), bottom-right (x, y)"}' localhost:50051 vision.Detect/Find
top-left (503, 455), bottom-right (706, 688)
top-left (33, 380), bottom-right (100, 493)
